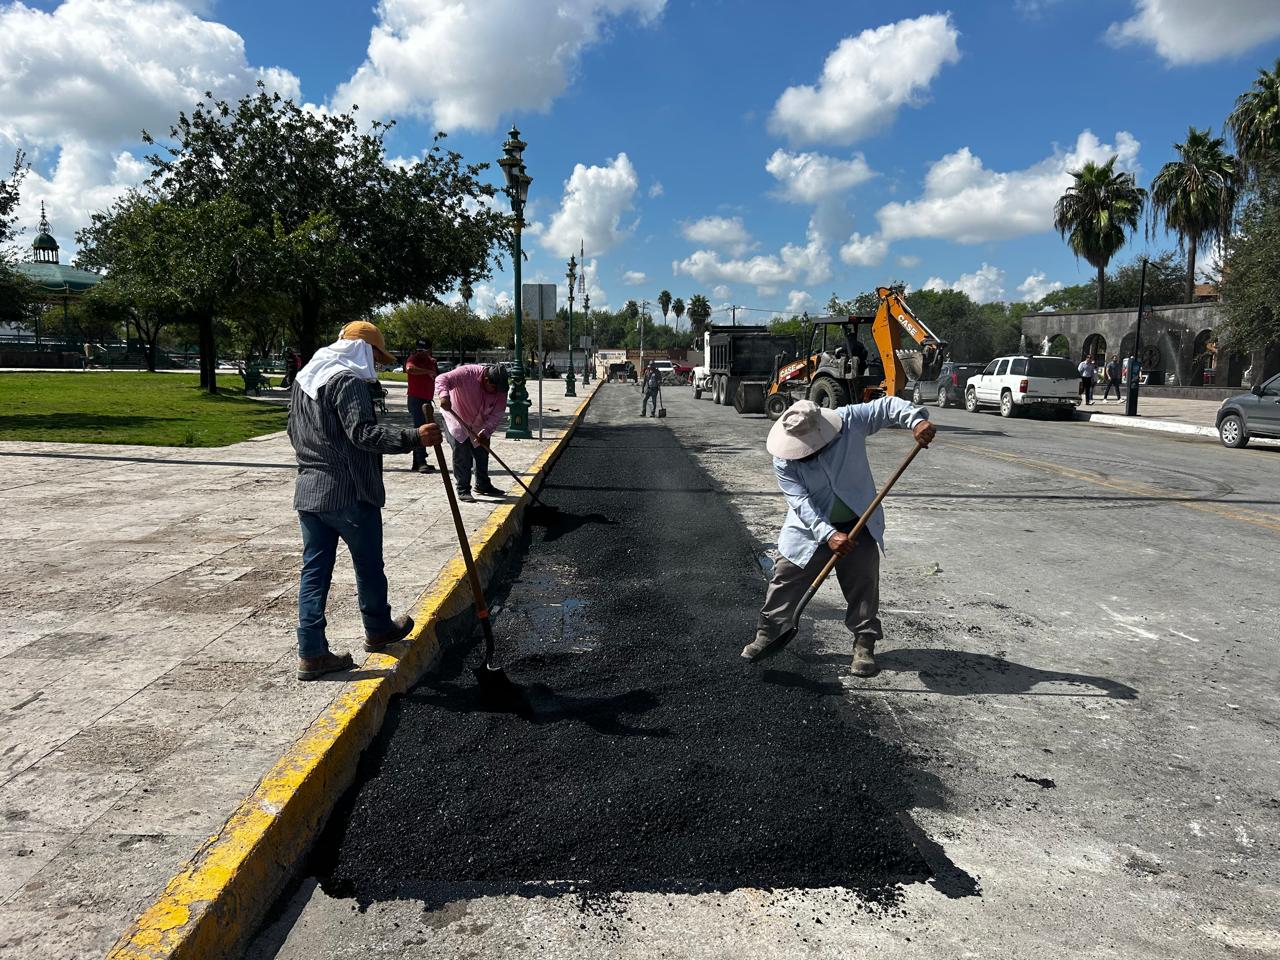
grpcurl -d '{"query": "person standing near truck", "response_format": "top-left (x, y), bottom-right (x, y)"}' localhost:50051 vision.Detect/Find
top-left (405, 338), bottom-right (438, 474)
top-left (641, 362), bottom-right (661, 417)
top-left (742, 398), bottom-right (935, 677)
top-left (1078, 355), bottom-right (1097, 405)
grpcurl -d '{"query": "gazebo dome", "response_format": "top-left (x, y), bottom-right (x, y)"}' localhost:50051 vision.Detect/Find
top-left (31, 202), bottom-right (60, 265)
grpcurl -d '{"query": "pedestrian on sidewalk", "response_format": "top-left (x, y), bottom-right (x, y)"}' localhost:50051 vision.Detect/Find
top-left (288, 321), bottom-right (442, 681)
top-left (405, 338), bottom-right (438, 474)
top-left (1078, 355), bottom-right (1097, 405)
top-left (435, 363), bottom-right (508, 503)
top-left (1103, 354), bottom-right (1122, 401)
top-left (641, 362), bottom-right (661, 417)
top-left (742, 398), bottom-right (935, 677)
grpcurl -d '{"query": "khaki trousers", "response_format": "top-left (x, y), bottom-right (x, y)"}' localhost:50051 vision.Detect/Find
top-left (756, 533), bottom-right (881, 643)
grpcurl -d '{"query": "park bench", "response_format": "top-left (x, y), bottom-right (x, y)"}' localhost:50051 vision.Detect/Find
top-left (237, 363), bottom-right (273, 395)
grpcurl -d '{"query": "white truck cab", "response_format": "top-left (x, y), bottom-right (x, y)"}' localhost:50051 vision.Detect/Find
top-left (965, 355), bottom-right (1080, 418)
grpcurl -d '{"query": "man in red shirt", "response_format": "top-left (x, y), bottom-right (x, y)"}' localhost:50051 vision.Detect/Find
top-left (405, 338), bottom-right (438, 473)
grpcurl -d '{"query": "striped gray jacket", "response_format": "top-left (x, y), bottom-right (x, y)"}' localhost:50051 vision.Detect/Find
top-left (289, 374), bottom-right (420, 513)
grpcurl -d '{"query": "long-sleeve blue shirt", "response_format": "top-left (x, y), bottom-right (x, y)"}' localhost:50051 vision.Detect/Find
top-left (774, 396), bottom-right (928, 566)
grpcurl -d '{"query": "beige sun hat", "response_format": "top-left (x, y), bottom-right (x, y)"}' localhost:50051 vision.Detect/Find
top-left (766, 399), bottom-right (842, 459)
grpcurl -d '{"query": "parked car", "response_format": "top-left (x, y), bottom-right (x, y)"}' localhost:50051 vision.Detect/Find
top-left (965, 355), bottom-right (1080, 418)
top-left (1216, 372), bottom-right (1280, 448)
top-left (912, 361), bottom-right (987, 408)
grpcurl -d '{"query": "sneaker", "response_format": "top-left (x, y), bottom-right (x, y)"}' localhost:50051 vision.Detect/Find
top-left (297, 651), bottom-right (355, 681)
top-left (365, 614), bottom-right (414, 652)
top-left (474, 483), bottom-right (504, 497)
top-left (457, 489), bottom-right (476, 503)
top-left (850, 638), bottom-right (878, 677)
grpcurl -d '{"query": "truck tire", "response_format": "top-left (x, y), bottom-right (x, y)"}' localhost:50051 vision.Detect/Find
top-left (999, 391), bottom-right (1018, 418)
top-left (765, 392), bottom-right (789, 421)
top-left (712, 375), bottom-right (724, 404)
top-left (808, 377), bottom-right (848, 409)
top-left (735, 381), bottom-right (766, 415)
top-left (965, 387), bottom-right (980, 413)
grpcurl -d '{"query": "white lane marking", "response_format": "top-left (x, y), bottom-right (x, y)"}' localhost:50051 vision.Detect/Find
top-left (1098, 602), bottom-right (1163, 641)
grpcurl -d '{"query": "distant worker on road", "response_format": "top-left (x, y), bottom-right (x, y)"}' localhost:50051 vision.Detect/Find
top-left (742, 398), bottom-right (935, 677)
top-left (288, 321), bottom-right (441, 681)
top-left (641, 362), bottom-right (661, 417)
top-left (435, 363), bottom-right (509, 503)
top-left (1103, 354), bottom-right (1122, 402)
top-left (1078, 355), bottom-right (1097, 405)
top-left (405, 338), bottom-right (438, 474)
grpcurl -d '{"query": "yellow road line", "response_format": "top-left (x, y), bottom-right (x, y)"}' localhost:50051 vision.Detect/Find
top-left (944, 440), bottom-right (1280, 534)
top-left (108, 386), bottom-right (598, 960)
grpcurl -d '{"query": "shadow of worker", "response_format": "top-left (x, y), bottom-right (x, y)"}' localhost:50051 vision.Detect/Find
top-left (876, 648), bottom-right (1137, 700)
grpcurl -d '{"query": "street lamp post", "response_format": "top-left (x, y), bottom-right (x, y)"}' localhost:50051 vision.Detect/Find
top-left (564, 255), bottom-right (577, 398)
top-left (582, 289), bottom-right (591, 384)
top-left (497, 127), bottom-right (533, 439)
top-left (1125, 256), bottom-right (1149, 418)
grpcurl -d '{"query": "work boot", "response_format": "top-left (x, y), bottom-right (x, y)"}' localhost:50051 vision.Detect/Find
top-left (474, 482), bottom-right (504, 498)
top-left (850, 637), bottom-right (878, 677)
top-left (457, 489), bottom-right (476, 503)
top-left (364, 614), bottom-right (414, 653)
top-left (740, 629), bottom-right (775, 661)
top-left (297, 651), bottom-right (355, 681)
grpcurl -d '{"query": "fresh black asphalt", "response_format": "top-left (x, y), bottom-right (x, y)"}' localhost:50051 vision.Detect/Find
top-left (314, 384), bottom-right (943, 910)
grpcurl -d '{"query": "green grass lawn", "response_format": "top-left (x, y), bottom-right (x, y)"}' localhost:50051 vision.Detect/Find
top-left (379, 372), bottom-right (408, 382)
top-left (0, 372), bottom-right (290, 447)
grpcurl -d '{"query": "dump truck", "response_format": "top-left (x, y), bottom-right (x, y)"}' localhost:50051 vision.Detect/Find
top-left (692, 325), bottom-right (797, 414)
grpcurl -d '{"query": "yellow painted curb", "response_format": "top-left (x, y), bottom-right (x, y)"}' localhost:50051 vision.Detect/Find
top-left (107, 385), bottom-right (598, 960)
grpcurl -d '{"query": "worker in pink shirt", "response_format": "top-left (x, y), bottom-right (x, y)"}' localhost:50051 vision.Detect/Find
top-left (434, 363), bottom-right (509, 502)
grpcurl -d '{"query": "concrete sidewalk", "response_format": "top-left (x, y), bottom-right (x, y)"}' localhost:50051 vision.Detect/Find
top-left (1073, 394), bottom-right (1280, 446)
top-left (0, 377), bottom-right (594, 959)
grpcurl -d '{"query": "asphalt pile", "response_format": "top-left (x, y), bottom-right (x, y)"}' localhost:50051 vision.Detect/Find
top-left (316, 385), bottom-right (933, 909)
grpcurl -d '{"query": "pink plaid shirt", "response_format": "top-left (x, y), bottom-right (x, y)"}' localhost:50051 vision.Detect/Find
top-left (434, 365), bottom-right (506, 442)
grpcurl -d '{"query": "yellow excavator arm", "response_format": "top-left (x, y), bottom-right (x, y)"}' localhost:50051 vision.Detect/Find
top-left (872, 286), bottom-right (948, 398)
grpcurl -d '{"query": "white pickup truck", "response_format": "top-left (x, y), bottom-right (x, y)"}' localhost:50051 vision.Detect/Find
top-left (964, 355), bottom-right (1080, 418)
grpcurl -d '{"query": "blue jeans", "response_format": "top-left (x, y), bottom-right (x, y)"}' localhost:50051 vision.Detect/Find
top-left (407, 396), bottom-right (433, 468)
top-left (296, 502), bottom-right (395, 658)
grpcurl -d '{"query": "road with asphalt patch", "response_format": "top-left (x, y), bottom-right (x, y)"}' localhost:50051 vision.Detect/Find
top-left (249, 382), bottom-right (1280, 959)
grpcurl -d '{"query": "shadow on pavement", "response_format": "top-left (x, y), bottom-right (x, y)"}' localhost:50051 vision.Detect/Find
top-left (878, 648), bottom-right (1138, 699)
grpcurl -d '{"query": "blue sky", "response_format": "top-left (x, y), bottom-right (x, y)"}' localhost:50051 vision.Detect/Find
top-left (3, 0), bottom-right (1279, 324)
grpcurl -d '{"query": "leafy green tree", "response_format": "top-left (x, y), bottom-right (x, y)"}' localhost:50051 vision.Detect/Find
top-left (1036, 251), bottom-right (1187, 312)
top-left (671, 296), bottom-right (685, 329)
top-left (141, 86), bottom-right (509, 358)
top-left (1220, 163), bottom-right (1280, 353)
top-left (0, 152), bottom-right (34, 327)
top-left (657, 289), bottom-right (672, 323)
top-left (381, 300), bottom-right (492, 361)
top-left (1149, 127), bottom-right (1238, 303)
top-left (1054, 156), bottom-right (1146, 308)
top-left (1227, 58), bottom-right (1280, 181)
top-left (686, 293), bottom-right (711, 339)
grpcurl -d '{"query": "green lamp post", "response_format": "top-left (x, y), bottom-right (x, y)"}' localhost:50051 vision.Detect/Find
top-left (497, 127), bottom-right (533, 439)
top-left (582, 289), bottom-right (591, 384)
top-left (564, 254), bottom-right (577, 398)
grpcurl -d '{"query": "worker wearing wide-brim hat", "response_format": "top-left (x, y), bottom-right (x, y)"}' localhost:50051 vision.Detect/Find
top-left (742, 397), bottom-right (935, 676)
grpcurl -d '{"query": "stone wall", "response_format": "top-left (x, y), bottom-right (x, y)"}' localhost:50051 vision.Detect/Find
top-left (1019, 303), bottom-right (1260, 387)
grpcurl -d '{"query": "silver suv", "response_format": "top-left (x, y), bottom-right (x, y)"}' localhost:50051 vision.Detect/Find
top-left (1216, 372), bottom-right (1280, 448)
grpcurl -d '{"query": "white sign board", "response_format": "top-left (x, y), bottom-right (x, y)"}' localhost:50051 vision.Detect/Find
top-left (579, 335), bottom-right (592, 349)
top-left (521, 283), bottom-right (556, 322)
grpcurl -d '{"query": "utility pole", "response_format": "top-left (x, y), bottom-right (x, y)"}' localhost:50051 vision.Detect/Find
top-left (731, 304), bottom-right (737, 327)
top-left (639, 298), bottom-right (649, 374)
top-left (1125, 257), bottom-right (1148, 417)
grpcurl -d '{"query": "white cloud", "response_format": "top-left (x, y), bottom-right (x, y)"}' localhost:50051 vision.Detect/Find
top-left (765, 149), bottom-right (875, 203)
top-left (1017, 272), bottom-right (1064, 302)
top-left (673, 224), bottom-right (831, 289)
top-left (839, 232), bottom-right (889, 267)
top-left (539, 153), bottom-right (639, 257)
top-left (877, 130), bottom-right (1141, 245)
top-left (897, 254), bottom-right (921, 268)
top-left (680, 215), bottom-right (752, 255)
top-left (783, 289), bottom-right (814, 317)
top-left (769, 14), bottom-right (960, 145)
top-left (1106, 0), bottom-right (1280, 64)
top-left (446, 281), bottom-right (513, 318)
top-left (334, 0), bottom-right (664, 128)
top-left (713, 284), bottom-right (731, 300)
top-left (922, 263), bottom-right (1007, 303)
top-left (623, 270), bottom-right (648, 285)
top-left (648, 181), bottom-right (664, 198)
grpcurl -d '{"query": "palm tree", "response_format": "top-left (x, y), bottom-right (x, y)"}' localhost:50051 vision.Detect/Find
top-left (657, 289), bottom-right (672, 323)
top-left (671, 297), bottom-right (685, 330)
top-left (1227, 57), bottom-right (1280, 180)
top-left (1054, 156), bottom-right (1146, 308)
top-left (686, 293), bottom-right (711, 339)
top-left (1149, 127), bottom-right (1238, 303)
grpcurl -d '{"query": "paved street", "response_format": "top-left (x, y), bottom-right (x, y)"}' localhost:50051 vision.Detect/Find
top-left (252, 382), bottom-right (1278, 959)
top-left (0, 379), bottom-right (590, 959)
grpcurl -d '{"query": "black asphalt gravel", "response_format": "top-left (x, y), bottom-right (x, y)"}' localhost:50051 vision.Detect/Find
top-left (315, 384), bottom-right (941, 909)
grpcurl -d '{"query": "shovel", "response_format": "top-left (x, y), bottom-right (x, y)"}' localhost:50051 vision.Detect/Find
top-left (432, 442), bottom-right (524, 711)
top-left (657, 383), bottom-right (667, 418)
top-left (750, 439), bottom-right (926, 662)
